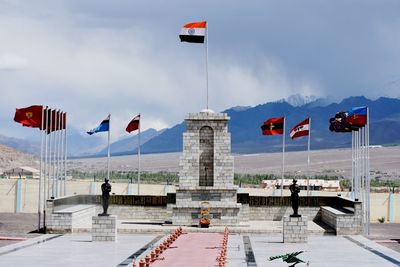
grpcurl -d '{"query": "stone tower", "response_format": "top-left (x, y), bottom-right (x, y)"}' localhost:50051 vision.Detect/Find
top-left (172, 111), bottom-right (242, 225)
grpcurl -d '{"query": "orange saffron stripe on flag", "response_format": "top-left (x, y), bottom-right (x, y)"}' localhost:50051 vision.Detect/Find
top-left (183, 21), bottom-right (206, 28)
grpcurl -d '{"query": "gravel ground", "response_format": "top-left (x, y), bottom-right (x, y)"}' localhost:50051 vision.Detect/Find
top-left (366, 223), bottom-right (400, 253)
top-left (0, 213), bottom-right (40, 248)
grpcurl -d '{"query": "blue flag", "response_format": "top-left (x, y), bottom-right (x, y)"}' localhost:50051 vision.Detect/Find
top-left (87, 115), bottom-right (110, 135)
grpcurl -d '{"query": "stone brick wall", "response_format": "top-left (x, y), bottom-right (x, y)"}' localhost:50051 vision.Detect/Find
top-left (249, 206), bottom-right (321, 221)
top-left (46, 204), bottom-right (96, 233)
top-left (283, 216), bottom-right (308, 243)
top-left (105, 205), bottom-right (171, 221)
top-left (321, 204), bottom-right (363, 234)
top-left (92, 215), bottom-right (117, 241)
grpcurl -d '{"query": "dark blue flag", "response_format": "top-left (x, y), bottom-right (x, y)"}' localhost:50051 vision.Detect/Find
top-left (87, 115), bottom-right (110, 135)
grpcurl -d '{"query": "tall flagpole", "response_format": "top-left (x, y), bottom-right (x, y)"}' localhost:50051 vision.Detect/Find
top-left (281, 116), bottom-right (286, 197)
top-left (52, 111), bottom-right (58, 198)
top-left (64, 112), bottom-right (67, 196)
top-left (56, 110), bottom-right (61, 197)
top-left (107, 114), bottom-right (111, 181)
top-left (205, 22), bottom-right (209, 110)
top-left (351, 130), bottom-right (354, 199)
top-left (307, 117), bottom-right (311, 197)
top-left (38, 106), bottom-right (45, 232)
top-left (43, 107), bottom-right (48, 230)
top-left (138, 114), bottom-right (141, 195)
top-left (59, 112), bottom-right (64, 196)
top-left (366, 106), bottom-right (370, 234)
top-left (49, 110), bottom-right (56, 198)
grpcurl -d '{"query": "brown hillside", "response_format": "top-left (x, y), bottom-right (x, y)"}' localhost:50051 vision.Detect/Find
top-left (0, 144), bottom-right (39, 173)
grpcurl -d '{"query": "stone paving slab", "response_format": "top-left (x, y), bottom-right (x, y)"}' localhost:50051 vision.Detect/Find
top-left (0, 234), bottom-right (156, 267)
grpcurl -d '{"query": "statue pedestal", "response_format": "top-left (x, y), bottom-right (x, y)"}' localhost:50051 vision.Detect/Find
top-left (92, 215), bottom-right (117, 242)
top-left (283, 216), bottom-right (307, 243)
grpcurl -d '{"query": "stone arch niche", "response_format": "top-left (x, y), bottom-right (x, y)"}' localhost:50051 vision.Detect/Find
top-left (199, 126), bottom-right (214, 186)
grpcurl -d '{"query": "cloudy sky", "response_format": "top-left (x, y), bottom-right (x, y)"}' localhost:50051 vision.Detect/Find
top-left (1, 0), bottom-right (399, 141)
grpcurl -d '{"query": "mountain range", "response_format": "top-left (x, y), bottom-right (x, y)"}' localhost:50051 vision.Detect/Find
top-left (1, 95), bottom-right (399, 157)
top-left (137, 95), bottom-right (400, 154)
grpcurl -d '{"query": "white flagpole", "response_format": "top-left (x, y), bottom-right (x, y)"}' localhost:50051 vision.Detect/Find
top-left (107, 114), bottom-right (111, 181)
top-left (362, 125), bottom-right (367, 233)
top-left (44, 109), bottom-right (49, 200)
top-left (52, 111), bottom-right (58, 198)
top-left (38, 106), bottom-right (45, 232)
top-left (46, 110), bottom-right (50, 199)
top-left (59, 112), bottom-right (64, 196)
top-left (351, 130), bottom-right (354, 199)
top-left (63, 112), bottom-right (67, 196)
top-left (357, 129), bottom-right (361, 200)
top-left (56, 110), bottom-right (61, 198)
top-left (49, 109), bottom-right (54, 198)
top-left (354, 130), bottom-right (357, 199)
top-left (281, 117), bottom-right (286, 197)
top-left (138, 114), bottom-right (141, 195)
top-left (307, 117), bottom-right (311, 197)
top-left (58, 111), bottom-right (63, 197)
top-left (366, 106), bottom-right (370, 234)
top-left (43, 107), bottom-right (48, 230)
top-left (205, 22), bottom-right (209, 110)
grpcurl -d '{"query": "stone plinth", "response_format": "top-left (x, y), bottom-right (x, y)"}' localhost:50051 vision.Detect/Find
top-left (283, 216), bottom-right (308, 243)
top-left (92, 215), bottom-right (117, 242)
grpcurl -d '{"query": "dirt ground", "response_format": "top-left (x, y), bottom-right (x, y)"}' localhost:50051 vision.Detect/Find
top-left (0, 213), bottom-right (399, 253)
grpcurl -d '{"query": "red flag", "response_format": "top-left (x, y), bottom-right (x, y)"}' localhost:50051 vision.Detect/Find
top-left (290, 118), bottom-right (310, 140)
top-left (14, 105), bottom-right (43, 128)
top-left (261, 117), bottom-right (284, 135)
top-left (61, 112), bottom-right (67, 130)
top-left (126, 114), bottom-right (140, 133)
top-left (43, 109), bottom-right (63, 134)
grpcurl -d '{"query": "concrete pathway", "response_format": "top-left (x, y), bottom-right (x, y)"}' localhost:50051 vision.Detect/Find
top-left (151, 232), bottom-right (224, 267)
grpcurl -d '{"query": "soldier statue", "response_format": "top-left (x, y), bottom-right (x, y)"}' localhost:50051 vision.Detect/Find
top-left (99, 178), bottom-right (112, 216)
top-left (289, 179), bottom-right (301, 217)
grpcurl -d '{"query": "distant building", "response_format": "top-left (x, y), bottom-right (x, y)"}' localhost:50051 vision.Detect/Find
top-left (3, 166), bottom-right (40, 179)
top-left (261, 179), bottom-right (341, 192)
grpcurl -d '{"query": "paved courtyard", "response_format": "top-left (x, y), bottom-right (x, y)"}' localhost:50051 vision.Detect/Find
top-left (1, 213), bottom-right (399, 266)
top-left (0, 231), bottom-right (399, 266)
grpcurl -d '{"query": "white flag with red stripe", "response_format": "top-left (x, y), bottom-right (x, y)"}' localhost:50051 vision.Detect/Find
top-left (290, 118), bottom-right (310, 140)
top-left (179, 21), bottom-right (206, 43)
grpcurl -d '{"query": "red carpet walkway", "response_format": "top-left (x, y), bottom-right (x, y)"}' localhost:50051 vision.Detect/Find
top-left (151, 232), bottom-right (224, 267)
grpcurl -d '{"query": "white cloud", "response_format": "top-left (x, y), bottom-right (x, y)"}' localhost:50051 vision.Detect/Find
top-left (0, 53), bottom-right (28, 70)
top-left (1, 1), bottom-right (399, 142)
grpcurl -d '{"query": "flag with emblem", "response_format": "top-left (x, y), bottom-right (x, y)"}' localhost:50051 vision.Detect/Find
top-left (347, 106), bottom-right (367, 127)
top-left (179, 21), bottom-right (206, 43)
top-left (290, 118), bottom-right (310, 140)
top-left (14, 105), bottom-right (43, 128)
top-left (261, 117), bottom-right (284, 135)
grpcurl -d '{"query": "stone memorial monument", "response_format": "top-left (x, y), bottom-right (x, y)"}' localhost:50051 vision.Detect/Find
top-left (171, 111), bottom-right (243, 226)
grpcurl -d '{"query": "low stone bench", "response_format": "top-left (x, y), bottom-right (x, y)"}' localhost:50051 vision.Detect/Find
top-left (320, 206), bottom-right (362, 235)
top-left (46, 204), bottom-right (96, 233)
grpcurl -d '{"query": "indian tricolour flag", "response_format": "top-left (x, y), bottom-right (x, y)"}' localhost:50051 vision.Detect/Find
top-left (179, 21), bottom-right (206, 43)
